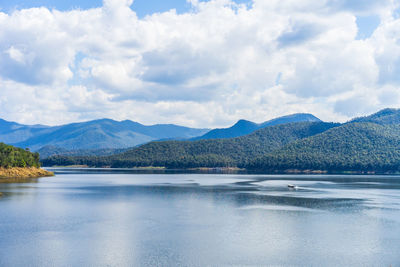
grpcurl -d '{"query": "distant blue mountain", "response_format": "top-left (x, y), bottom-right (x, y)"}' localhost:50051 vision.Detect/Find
top-left (194, 113), bottom-right (321, 140)
top-left (0, 119), bottom-right (49, 144)
top-left (0, 118), bottom-right (21, 134)
top-left (0, 118), bottom-right (209, 151)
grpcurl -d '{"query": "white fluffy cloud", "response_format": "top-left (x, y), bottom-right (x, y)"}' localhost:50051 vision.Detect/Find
top-left (0, 0), bottom-right (399, 127)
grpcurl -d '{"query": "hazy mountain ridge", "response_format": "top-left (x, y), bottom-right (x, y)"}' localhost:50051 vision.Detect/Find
top-left (194, 113), bottom-right (321, 140)
top-left (0, 119), bottom-right (49, 144)
top-left (0, 118), bottom-right (209, 151)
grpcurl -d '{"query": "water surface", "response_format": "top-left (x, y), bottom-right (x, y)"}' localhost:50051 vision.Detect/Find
top-left (1, 169), bottom-right (399, 266)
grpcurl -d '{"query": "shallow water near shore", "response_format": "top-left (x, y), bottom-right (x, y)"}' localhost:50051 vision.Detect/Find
top-left (1, 168), bottom-right (400, 266)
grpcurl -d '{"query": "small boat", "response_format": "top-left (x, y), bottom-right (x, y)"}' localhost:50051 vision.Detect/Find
top-left (288, 184), bottom-right (297, 189)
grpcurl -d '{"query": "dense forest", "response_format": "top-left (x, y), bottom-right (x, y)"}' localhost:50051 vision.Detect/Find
top-left (37, 145), bottom-right (129, 159)
top-left (0, 142), bottom-right (40, 168)
top-left (247, 123), bottom-right (400, 172)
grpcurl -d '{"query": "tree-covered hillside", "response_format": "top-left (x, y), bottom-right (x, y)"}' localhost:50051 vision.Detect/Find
top-left (42, 122), bottom-right (338, 168)
top-left (37, 145), bottom-right (129, 159)
top-left (350, 108), bottom-right (400, 125)
top-left (0, 143), bottom-right (40, 168)
top-left (247, 123), bottom-right (400, 172)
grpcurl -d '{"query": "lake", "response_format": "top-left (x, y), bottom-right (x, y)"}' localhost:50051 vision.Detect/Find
top-left (1, 169), bottom-right (400, 266)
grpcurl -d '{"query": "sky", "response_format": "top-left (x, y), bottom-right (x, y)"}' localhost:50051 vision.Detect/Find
top-left (0, 0), bottom-right (399, 127)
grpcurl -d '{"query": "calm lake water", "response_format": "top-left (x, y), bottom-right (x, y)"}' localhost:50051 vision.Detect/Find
top-left (1, 169), bottom-right (400, 267)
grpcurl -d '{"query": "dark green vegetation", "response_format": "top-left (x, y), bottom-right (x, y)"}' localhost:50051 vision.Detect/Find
top-left (37, 145), bottom-right (129, 159)
top-left (0, 142), bottom-right (40, 168)
top-left (351, 108), bottom-right (400, 125)
top-left (193, 113), bottom-right (320, 140)
top-left (0, 118), bottom-right (209, 151)
top-left (248, 123), bottom-right (400, 172)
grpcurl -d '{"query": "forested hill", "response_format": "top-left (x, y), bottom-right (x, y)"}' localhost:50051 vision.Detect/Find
top-left (247, 123), bottom-right (400, 172)
top-left (0, 143), bottom-right (40, 168)
top-left (350, 108), bottom-right (400, 125)
top-left (41, 122), bottom-right (338, 168)
top-left (37, 145), bottom-right (129, 159)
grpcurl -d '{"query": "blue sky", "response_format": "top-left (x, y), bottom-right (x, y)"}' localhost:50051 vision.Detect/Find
top-left (0, 0), bottom-right (250, 17)
top-left (1, 0), bottom-right (188, 17)
top-left (0, 0), bottom-right (377, 37)
top-left (0, 0), bottom-right (399, 126)
top-left (356, 15), bottom-right (381, 40)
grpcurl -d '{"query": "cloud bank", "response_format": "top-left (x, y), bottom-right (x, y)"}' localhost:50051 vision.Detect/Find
top-left (0, 0), bottom-right (399, 127)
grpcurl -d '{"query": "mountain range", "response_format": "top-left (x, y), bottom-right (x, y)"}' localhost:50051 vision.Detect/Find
top-left (0, 118), bottom-right (209, 151)
top-left (193, 113), bottom-right (320, 140)
top-left (41, 108), bottom-right (400, 173)
top-left (0, 113), bottom-right (320, 156)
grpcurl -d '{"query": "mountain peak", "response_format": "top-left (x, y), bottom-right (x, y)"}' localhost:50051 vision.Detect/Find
top-left (259, 113), bottom-right (321, 128)
top-left (370, 108), bottom-right (399, 117)
top-left (194, 113), bottom-right (321, 140)
top-left (89, 118), bottom-right (117, 123)
top-left (233, 119), bottom-right (257, 127)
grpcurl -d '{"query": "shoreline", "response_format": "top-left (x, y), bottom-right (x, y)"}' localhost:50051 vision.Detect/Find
top-left (0, 167), bottom-right (54, 182)
top-left (42, 166), bottom-right (400, 175)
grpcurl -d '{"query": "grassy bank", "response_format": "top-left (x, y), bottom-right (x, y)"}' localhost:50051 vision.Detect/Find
top-left (0, 167), bottom-right (54, 180)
